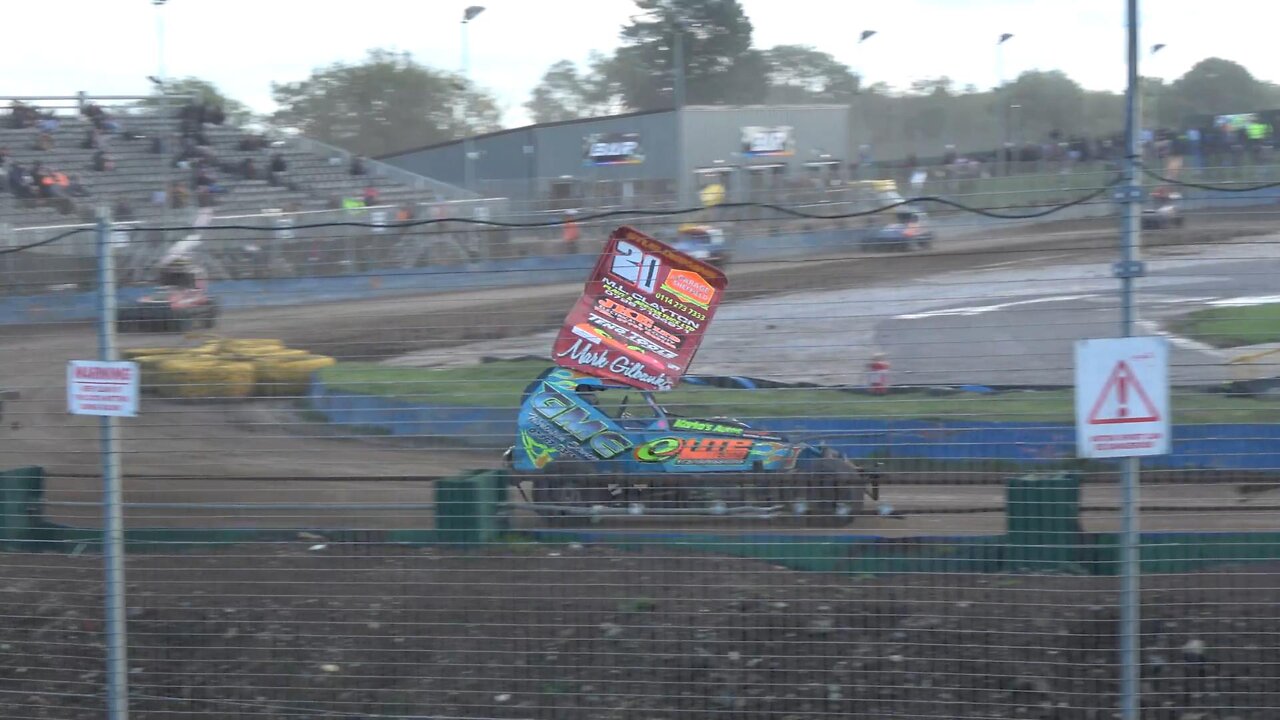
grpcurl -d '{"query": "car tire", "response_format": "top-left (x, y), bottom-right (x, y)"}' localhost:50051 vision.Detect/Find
top-left (801, 450), bottom-right (868, 528)
top-left (531, 460), bottom-right (609, 528)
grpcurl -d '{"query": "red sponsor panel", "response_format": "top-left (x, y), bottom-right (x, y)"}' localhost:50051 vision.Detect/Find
top-left (551, 226), bottom-right (728, 391)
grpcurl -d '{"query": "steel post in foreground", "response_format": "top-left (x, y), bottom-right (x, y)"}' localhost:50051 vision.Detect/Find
top-left (1118, 1), bottom-right (1144, 718)
top-left (96, 210), bottom-right (129, 720)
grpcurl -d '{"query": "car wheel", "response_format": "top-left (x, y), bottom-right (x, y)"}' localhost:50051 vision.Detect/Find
top-left (531, 460), bottom-right (608, 528)
top-left (801, 450), bottom-right (868, 528)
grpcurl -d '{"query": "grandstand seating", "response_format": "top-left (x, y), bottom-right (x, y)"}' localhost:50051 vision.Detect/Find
top-left (1, 105), bottom-right (441, 230)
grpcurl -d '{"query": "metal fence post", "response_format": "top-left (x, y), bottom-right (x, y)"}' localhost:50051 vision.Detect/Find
top-left (1118, 2), bottom-right (1143, 718)
top-left (96, 208), bottom-right (130, 720)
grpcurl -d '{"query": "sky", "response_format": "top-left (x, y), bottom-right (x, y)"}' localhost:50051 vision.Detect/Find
top-left (6, 0), bottom-right (1278, 128)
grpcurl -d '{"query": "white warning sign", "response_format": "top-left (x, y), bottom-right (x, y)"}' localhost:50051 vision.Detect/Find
top-left (67, 361), bottom-right (140, 417)
top-left (1075, 337), bottom-right (1170, 458)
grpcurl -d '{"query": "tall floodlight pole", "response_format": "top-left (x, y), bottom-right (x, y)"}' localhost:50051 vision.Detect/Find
top-left (1118, 2), bottom-right (1144, 718)
top-left (851, 30), bottom-right (876, 180)
top-left (673, 16), bottom-right (689, 208)
top-left (1148, 43), bottom-right (1166, 134)
top-left (997, 33), bottom-right (1014, 176)
top-left (461, 5), bottom-right (485, 194)
top-left (153, 0), bottom-right (167, 81)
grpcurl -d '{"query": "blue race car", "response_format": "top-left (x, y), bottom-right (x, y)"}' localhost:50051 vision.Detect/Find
top-left (504, 366), bottom-right (878, 526)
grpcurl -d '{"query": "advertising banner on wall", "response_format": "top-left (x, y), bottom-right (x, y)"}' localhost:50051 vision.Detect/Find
top-left (583, 132), bottom-right (645, 166)
top-left (741, 126), bottom-right (795, 157)
top-left (551, 226), bottom-right (728, 391)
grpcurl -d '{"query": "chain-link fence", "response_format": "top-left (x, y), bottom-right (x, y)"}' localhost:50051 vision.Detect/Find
top-left (4, 155), bottom-right (1280, 719)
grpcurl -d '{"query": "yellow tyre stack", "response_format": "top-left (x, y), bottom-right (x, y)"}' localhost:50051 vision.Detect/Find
top-left (253, 354), bottom-right (337, 397)
top-left (123, 337), bottom-right (334, 400)
top-left (131, 354), bottom-right (181, 395)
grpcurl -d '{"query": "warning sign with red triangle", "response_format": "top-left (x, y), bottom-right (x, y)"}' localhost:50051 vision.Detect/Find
top-left (1087, 360), bottom-right (1161, 425)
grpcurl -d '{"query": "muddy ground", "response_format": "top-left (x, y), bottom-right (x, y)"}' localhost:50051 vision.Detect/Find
top-left (3, 213), bottom-right (1280, 719)
top-left (2, 543), bottom-right (1277, 720)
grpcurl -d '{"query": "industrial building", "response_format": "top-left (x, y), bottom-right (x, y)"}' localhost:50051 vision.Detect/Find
top-left (378, 105), bottom-right (862, 210)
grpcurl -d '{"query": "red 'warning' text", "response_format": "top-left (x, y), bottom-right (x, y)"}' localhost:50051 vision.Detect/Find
top-left (74, 365), bottom-right (133, 381)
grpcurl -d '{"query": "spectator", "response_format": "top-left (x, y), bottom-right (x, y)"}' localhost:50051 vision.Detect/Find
top-left (92, 150), bottom-right (115, 172)
top-left (362, 185), bottom-right (379, 206)
top-left (11, 168), bottom-right (34, 200)
top-left (238, 133), bottom-right (266, 152)
top-left (240, 157), bottom-right (258, 180)
top-left (194, 166), bottom-right (226, 195)
top-left (33, 131), bottom-right (54, 151)
top-left (267, 153), bottom-right (287, 186)
top-left (81, 128), bottom-right (102, 150)
top-left (113, 198), bottom-right (136, 222)
top-left (67, 175), bottom-right (91, 197)
top-left (194, 166), bottom-right (215, 189)
top-left (82, 102), bottom-right (110, 131)
top-left (48, 171), bottom-right (71, 197)
top-left (8, 100), bottom-right (37, 129)
top-left (8, 162), bottom-right (26, 196)
top-left (37, 170), bottom-right (58, 200)
top-left (350, 155), bottom-right (367, 176)
top-left (0, 146), bottom-right (8, 168)
top-left (169, 181), bottom-right (190, 209)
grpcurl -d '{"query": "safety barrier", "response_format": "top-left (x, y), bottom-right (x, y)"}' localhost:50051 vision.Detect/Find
top-left (307, 378), bottom-right (1280, 471)
top-left (5, 466), bottom-right (1279, 577)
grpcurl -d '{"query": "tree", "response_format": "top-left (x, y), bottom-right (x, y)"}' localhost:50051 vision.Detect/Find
top-left (524, 53), bottom-right (618, 123)
top-left (142, 77), bottom-right (254, 125)
top-left (762, 45), bottom-right (858, 104)
top-left (907, 77), bottom-right (954, 98)
top-left (270, 49), bottom-right (502, 158)
top-left (1002, 70), bottom-right (1087, 139)
top-left (610, 0), bottom-right (768, 110)
top-left (1163, 58), bottom-right (1274, 124)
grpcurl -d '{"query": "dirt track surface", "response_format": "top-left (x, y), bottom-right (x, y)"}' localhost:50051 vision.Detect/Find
top-left (0, 211), bottom-right (1276, 522)
top-left (4, 544), bottom-right (1278, 719)
top-left (213, 213), bottom-right (1280, 362)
